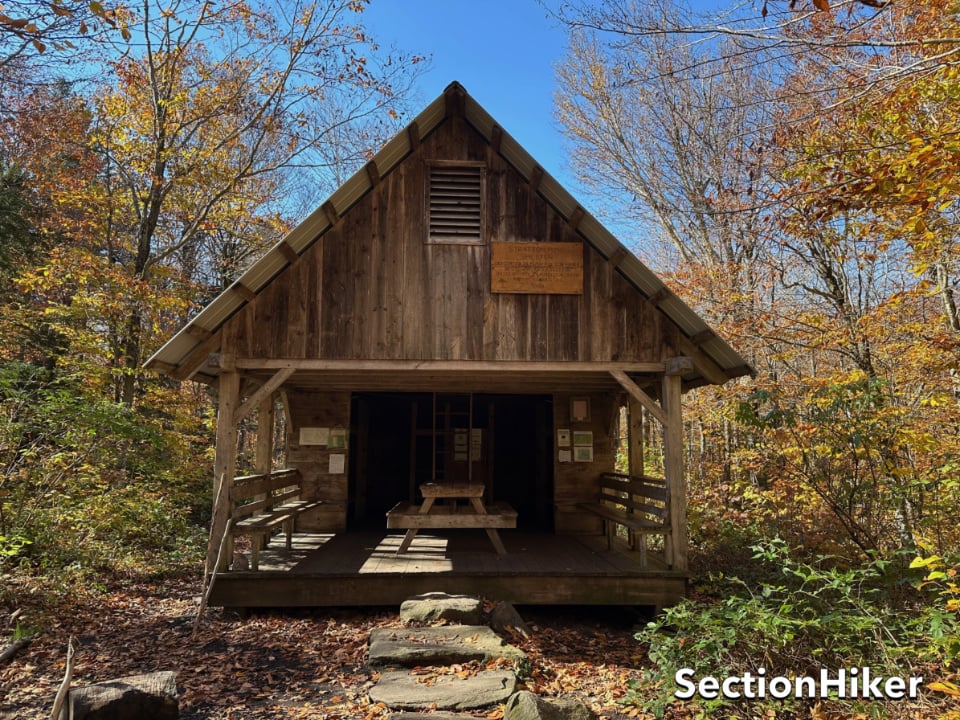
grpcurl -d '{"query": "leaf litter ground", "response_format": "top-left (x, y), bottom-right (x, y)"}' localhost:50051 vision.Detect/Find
top-left (0, 577), bottom-right (655, 719)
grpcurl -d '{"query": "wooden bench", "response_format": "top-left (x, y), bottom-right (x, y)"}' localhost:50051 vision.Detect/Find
top-left (386, 483), bottom-right (517, 555)
top-left (229, 468), bottom-right (323, 570)
top-left (578, 472), bottom-right (672, 568)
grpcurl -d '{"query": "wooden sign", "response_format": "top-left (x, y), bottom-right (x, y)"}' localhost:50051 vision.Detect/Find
top-left (491, 241), bottom-right (583, 294)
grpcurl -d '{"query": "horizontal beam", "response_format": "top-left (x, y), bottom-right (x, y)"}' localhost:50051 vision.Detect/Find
top-left (234, 358), bottom-right (667, 374)
top-left (210, 572), bottom-right (687, 608)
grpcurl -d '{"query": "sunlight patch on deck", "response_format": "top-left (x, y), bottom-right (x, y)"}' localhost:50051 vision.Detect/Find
top-left (367, 534), bottom-right (454, 573)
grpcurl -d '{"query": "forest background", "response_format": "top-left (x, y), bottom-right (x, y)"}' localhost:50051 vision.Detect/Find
top-left (0, 0), bottom-right (958, 718)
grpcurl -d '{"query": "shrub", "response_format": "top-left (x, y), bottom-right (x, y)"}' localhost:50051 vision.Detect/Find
top-left (0, 362), bottom-right (208, 577)
top-left (630, 539), bottom-right (955, 718)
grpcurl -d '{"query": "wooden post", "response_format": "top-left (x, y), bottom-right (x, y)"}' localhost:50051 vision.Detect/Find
top-left (628, 397), bottom-right (644, 477)
top-left (662, 370), bottom-right (687, 571)
top-left (208, 371), bottom-right (240, 574)
top-left (255, 395), bottom-right (275, 474)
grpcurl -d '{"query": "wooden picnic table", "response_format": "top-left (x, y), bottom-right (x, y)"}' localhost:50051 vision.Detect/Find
top-left (386, 483), bottom-right (516, 555)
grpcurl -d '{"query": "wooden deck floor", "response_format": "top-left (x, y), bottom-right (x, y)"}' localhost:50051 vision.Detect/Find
top-left (210, 530), bottom-right (688, 608)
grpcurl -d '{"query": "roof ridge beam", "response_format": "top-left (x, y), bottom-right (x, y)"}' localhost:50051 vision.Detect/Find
top-left (444, 84), bottom-right (466, 117)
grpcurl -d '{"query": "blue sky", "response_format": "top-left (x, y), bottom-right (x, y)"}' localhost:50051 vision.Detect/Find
top-left (362, 0), bottom-right (732, 205)
top-left (363, 0), bottom-right (576, 188)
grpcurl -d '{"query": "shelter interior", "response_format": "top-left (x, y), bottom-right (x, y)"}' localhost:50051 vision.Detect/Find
top-left (350, 392), bottom-right (554, 531)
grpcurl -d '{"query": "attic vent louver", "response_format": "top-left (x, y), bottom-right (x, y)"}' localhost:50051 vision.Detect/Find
top-left (428, 164), bottom-right (483, 244)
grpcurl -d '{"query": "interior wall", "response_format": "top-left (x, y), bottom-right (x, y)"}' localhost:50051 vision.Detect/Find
top-left (285, 390), bottom-right (351, 531)
top-left (553, 391), bottom-right (619, 534)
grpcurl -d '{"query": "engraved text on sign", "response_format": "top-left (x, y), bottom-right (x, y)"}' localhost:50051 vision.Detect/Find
top-left (491, 241), bottom-right (583, 294)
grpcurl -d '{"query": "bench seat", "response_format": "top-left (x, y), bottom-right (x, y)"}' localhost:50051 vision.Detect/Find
top-left (228, 469), bottom-right (321, 570)
top-left (579, 472), bottom-right (671, 568)
top-left (386, 501), bottom-right (517, 530)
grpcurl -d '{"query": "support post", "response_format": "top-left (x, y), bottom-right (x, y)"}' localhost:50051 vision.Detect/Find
top-left (255, 394), bottom-right (275, 474)
top-left (629, 397), bottom-right (645, 477)
top-left (662, 370), bottom-right (687, 571)
top-left (208, 371), bottom-right (240, 574)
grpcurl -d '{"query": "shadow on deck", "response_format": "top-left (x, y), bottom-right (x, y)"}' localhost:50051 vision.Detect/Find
top-left (210, 531), bottom-right (688, 608)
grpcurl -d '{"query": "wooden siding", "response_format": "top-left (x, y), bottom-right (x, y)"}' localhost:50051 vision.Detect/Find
top-left (221, 115), bottom-right (680, 365)
top-left (285, 391), bottom-right (351, 531)
top-left (553, 391), bottom-right (619, 534)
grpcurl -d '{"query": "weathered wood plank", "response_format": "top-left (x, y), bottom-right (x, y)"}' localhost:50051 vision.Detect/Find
top-left (285, 391), bottom-right (351, 532)
top-left (210, 571), bottom-right (687, 608)
top-left (278, 241), bottom-right (299, 265)
top-left (203, 113), bottom-right (698, 370)
top-left (170, 331), bottom-right (222, 381)
top-left (386, 506), bottom-right (517, 529)
top-left (235, 358), bottom-right (666, 373)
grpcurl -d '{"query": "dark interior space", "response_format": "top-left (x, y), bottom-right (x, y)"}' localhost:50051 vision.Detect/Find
top-left (482, 393), bottom-right (554, 530)
top-left (349, 392), bottom-right (553, 531)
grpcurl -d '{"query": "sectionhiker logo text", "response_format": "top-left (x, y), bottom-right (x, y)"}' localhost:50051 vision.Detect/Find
top-left (675, 668), bottom-right (923, 701)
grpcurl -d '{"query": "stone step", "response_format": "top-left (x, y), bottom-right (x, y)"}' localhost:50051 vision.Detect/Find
top-left (369, 625), bottom-right (526, 667)
top-left (370, 669), bottom-right (517, 711)
top-left (400, 592), bottom-right (483, 625)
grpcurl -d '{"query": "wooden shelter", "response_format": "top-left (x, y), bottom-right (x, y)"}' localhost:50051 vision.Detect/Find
top-left (146, 82), bottom-right (751, 608)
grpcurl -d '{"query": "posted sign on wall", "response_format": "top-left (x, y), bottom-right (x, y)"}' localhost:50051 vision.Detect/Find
top-left (491, 241), bottom-right (583, 294)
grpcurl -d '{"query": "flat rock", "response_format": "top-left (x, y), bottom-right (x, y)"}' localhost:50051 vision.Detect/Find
top-left (490, 601), bottom-right (531, 640)
top-left (504, 691), bottom-right (597, 720)
top-left (369, 625), bottom-right (526, 667)
top-left (370, 669), bottom-right (517, 710)
top-left (400, 593), bottom-right (483, 625)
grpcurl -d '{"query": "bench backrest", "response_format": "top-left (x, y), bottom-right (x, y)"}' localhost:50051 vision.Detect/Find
top-left (598, 472), bottom-right (668, 524)
top-left (229, 469), bottom-right (302, 520)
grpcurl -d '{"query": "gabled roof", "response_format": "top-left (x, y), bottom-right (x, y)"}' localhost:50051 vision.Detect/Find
top-left (145, 82), bottom-right (753, 388)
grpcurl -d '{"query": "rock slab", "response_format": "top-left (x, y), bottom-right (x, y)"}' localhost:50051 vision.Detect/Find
top-left (370, 669), bottom-right (517, 710)
top-left (504, 691), bottom-right (597, 720)
top-left (490, 601), bottom-right (531, 640)
top-left (369, 625), bottom-right (526, 667)
top-left (64, 671), bottom-right (178, 720)
top-left (399, 593), bottom-right (483, 625)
